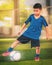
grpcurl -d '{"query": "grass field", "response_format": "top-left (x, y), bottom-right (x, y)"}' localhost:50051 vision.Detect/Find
top-left (0, 38), bottom-right (52, 65)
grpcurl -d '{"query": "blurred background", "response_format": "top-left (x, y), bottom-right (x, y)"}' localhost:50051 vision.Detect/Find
top-left (0, 0), bottom-right (52, 39)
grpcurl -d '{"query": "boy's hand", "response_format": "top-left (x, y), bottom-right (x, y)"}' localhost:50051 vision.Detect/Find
top-left (16, 23), bottom-right (26, 37)
top-left (46, 35), bottom-right (49, 40)
top-left (46, 33), bottom-right (50, 40)
top-left (17, 31), bottom-right (21, 36)
top-left (45, 26), bottom-right (50, 40)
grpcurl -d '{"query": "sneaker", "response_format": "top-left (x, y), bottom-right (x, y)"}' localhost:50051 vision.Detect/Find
top-left (2, 51), bottom-right (10, 56)
top-left (34, 57), bottom-right (40, 61)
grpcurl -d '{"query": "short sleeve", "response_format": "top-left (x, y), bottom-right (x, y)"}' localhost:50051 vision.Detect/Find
top-left (25, 15), bottom-right (31, 25)
top-left (42, 17), bottom-right (48, 27)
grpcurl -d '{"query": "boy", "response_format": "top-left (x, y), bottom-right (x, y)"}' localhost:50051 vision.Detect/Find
top-left (2, 3), bottom-right (49, 61)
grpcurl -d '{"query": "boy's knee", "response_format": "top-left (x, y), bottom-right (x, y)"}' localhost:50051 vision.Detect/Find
top-left (36, 47), bottom-right (40, 49)
top-left (15, 40), bottom-right (20, 44)
top-left (36, 47), bottom-right (40, 53)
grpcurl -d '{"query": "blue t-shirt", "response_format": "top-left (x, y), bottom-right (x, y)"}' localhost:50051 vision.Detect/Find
top-left (23, 14), bottom-right (48, 40)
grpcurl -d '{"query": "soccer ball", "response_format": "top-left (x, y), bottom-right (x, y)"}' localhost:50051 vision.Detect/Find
top-left (9, 51), bottom-right (21, 61)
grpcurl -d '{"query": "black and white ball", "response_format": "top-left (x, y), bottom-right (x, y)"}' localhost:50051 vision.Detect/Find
top-left (9, 51), bottom-right (21, 61)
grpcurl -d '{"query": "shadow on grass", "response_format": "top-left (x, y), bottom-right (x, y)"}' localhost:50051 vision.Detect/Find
top-left (0, 48), bottom-right (52, 62)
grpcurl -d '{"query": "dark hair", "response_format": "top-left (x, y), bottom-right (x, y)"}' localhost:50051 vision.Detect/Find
top-left (33, 3), bottom-right (42, 9)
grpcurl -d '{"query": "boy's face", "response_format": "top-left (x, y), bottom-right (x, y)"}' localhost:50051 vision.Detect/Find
top-left (33, 8), bottom-right (42, 16)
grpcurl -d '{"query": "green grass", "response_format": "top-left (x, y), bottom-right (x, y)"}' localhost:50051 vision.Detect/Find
top-left (0, 59), bottom-right (52, 65)
top-left (0, 38), bottom-right (52, 65)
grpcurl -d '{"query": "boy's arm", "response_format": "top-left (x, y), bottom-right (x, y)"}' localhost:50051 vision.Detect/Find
top-left (45, 26), bottom-right (50, 40)
top-left (17, 15), bottom-right (31, 36)
top-left (17, 23), bottom-right (27, 36)
top-left (19, 23), bottom-right (26, 32)
top-left (42, 17), bottom-right (49, 39)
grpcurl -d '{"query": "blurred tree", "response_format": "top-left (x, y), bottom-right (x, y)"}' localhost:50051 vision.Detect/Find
top-left (20, 9), bottom-right (28, 25)
top-left (0, 0), bottom-right (13, 21)
top-left (13, 0), bottom-right (20, 25)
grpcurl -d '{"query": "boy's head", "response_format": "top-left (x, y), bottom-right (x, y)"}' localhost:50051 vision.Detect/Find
top-left (33, 3), bottom-right (42, 16)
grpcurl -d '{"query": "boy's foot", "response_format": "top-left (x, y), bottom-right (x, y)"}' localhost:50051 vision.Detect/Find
top-left (2, 51), bottom-right (10, 56)
top-left (34, 57), bottom-right (40, 61)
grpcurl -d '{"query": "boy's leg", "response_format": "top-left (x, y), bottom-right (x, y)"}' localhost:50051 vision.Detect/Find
top-left (2, 40), bottom-right (20, 56)
top-left (10, 40), bottom-right (20, 48)
top-left (2, 35), bottom-right (30, 56)
top-left (31, 39), bottom-right (40, 61)
top-left (35, 47), bottom-right (40, 61)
